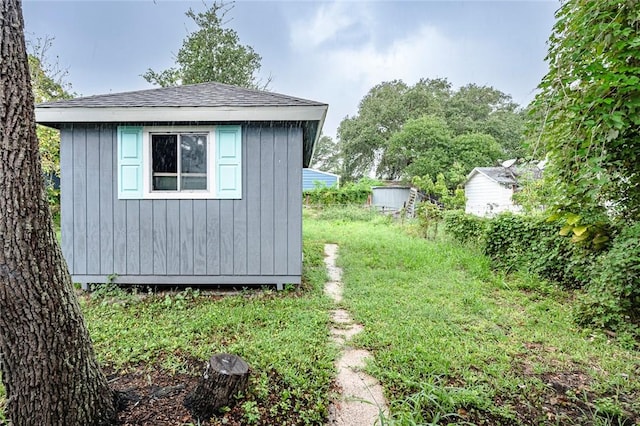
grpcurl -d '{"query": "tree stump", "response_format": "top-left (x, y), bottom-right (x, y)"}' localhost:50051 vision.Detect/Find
top-left (184, 353), bottom-right (250, 421)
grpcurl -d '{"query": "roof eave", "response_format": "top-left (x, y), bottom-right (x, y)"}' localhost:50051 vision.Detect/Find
top-left (35, 105), bottom-right (328, 126)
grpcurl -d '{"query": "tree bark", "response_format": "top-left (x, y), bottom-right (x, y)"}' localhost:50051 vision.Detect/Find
top-left (184, 354), bottom-right (250, 421)
top-left (0, 1), bottom-right (117, 425)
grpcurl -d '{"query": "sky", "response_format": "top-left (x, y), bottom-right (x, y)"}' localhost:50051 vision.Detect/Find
top-left (23, 0), bottom-right (559, 139)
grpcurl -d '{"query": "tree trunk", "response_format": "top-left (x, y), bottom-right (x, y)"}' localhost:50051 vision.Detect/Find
top-left (185, 354), bottom-right (250, 421)
top-left (0, 1), bottom-right (117, 425)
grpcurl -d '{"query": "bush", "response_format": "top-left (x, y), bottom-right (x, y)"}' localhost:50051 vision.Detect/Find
top-left (483, 213), bottom-right (591, 288)
top-left (442, 210), bottom-right (487, 245)
top-left (576, 223), bottom-right (640, 331)
top-left (303, 180), bottom-right (373, 206)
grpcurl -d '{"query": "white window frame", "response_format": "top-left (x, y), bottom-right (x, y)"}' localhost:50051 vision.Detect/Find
top-left (142, 126), bottom-right (216, 200)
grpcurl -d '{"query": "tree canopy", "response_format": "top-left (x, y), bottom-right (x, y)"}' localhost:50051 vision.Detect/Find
top-left (143, 1), bottom-right (266, 89)
top-left (530, 0), bottom-right (640, 223)
top-left (336, 78), bottom-right (522, 181)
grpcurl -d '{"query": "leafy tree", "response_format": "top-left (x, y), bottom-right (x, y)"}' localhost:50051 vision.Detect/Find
top-left (310, 135), bottom-right (341, 174)
top-left (338, 78), bottom-right (526, 180)
top-left (386, 115), bottom-right (452, 180)
top-left (531, 0), bottom-right (640, 223)
top-left (449, 133), bottom-right (504, 173)
top-left (0, 1), bottom-right (117, 424)
top-left (338, 80), bottom-right (410, 179)
top-left (143, 1), bottom-right (266, 89)
top-left (28, 37), bottom-right (73, 217)
top-left (445, 83), bottom-right (523, 155)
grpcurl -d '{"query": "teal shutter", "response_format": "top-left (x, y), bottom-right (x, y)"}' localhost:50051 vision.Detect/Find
top-left (216, 125), bottom-right (242, 199)
top-left (117, 126), bottom-right (143, 199)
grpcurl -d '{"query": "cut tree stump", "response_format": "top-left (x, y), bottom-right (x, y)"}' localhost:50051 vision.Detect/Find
top-left (184, 353), bottom-right (250, 421)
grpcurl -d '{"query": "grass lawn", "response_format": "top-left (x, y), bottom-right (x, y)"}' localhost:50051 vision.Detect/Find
top-left (2, 206), bottom-right (639, 425)
top-left (305, 207), bottom-right (640, 425)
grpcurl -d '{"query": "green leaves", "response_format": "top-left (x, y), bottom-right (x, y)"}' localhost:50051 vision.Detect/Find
top-left (338, 78), bottom-right (524, 181)
top-left (143, 2), bottom-right (265, 90)
top-left (531, 0), bottom-right (640, 222)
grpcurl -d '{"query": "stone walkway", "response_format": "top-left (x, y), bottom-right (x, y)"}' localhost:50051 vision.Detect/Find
top-left (324, 244), bottom-right (388, 426)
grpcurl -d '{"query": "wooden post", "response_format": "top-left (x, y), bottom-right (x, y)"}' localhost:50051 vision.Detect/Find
top-left (184, 354), bottom-right (250, 421)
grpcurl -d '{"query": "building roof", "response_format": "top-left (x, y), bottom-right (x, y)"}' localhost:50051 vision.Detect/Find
top-left (36, 81), bottom-right (326, 109)
top-left (468, 167), bottom-right (517, 185)
top-left (35, 82), bottom-right (328, 167)
top-left (466, 164), bottom-right (543, 187)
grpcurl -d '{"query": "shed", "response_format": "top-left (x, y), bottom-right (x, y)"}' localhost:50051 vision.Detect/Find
top-left (302, 168), bottom-right (339, 191)
top-left (371, 186), bottom-right (412, 212)
top-left (464, 167), bottom-right (520, 217)
top-left (35, 82), bottom-right (328, 289)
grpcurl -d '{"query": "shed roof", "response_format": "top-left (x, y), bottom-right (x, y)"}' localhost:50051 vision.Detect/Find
top-left (466, 167), bottom-right (517, 186)
top-left (36, 81), bottom-right (326, 109)
top-left (35, 82), bottom-right (328, 167)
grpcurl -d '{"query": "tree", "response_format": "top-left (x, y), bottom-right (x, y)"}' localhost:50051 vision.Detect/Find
top-left (445, 83), bottom-right (524, 156)
top-left (531, 0), bottom-right (640, 223)
top-left (338, 78), bottom-right (526, 180)
top-left (0, 2), bottom-right (117, 424)
top-left (28, 36), bottom-right (74, 217)
top-left (143, 1), bottom-right (266, 89)
top-left (310, 135), bottom-right (341, 174)
top-left (386, 115), bottom-right (453, 180)
top-left (338, 80), bottom-right (410, 179)
top-left (449, 133), bottom-right (504, 173)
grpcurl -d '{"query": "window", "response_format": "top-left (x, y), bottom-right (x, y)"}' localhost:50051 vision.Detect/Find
top-left (151, 133), bottom-right (208, 192)
top-left (117, 125), bottom-right (241, 200)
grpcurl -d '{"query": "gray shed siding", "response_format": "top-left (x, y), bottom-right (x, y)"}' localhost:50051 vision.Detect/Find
top-left (371, 186), bottom-right (411, 212)
top-left (60, 123), bottom-right (303, 287)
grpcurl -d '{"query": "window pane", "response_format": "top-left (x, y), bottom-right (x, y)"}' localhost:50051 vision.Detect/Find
top-left (182, 176), bottom-right (207, 190)
top-left (152, 134), bottom-right (177, 173)
top-left (180, 134), bottom-right (207, 173)
top-left (153, 176), bottom-right (178, 191)
top-left (180, 134), bottom-right (207, 190)
top-left (152, 134), bottom-right (177, 190)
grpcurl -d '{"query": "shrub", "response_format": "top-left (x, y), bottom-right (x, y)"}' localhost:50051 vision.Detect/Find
top-left (576, 223), bottom-right (640, 330)
top-left (483, 213), bottom-right (590, 288)
top-left (303, 180), bottom-right (373, 206)
top-left (442, 210), bottom-right (487, 245)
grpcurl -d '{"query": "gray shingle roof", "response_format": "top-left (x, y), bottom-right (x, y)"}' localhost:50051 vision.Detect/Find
top-left (37, 81), bottom-right (326, 108)
top-left (472, 167), bottom-right (517, 185)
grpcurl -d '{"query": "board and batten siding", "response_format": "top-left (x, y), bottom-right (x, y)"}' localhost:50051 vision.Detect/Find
top-left (60, 123), bottom-right (303, 288)
top-left (464, 174), bottom-right (518, 217)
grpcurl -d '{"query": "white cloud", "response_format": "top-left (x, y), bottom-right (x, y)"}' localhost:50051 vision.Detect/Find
top-left (323, 25), bottom-right (463, 89)
top-left (287, 22), bottom-right (477, 138)
top-left (289, 2), bottom-right (371, 50)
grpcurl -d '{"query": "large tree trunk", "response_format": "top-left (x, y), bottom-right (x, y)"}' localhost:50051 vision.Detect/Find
top-left (0, 1), bottom-right (117, 425)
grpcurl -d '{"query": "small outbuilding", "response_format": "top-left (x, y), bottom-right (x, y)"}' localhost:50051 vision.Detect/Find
top-left (35, 82), bottom-right (327, 289)
top-left (464, 167), bottom-right (521, 217)
top-left (302, 168), bottom-right (339, 191)
top-left (371, 186), bottom-right (412, 213)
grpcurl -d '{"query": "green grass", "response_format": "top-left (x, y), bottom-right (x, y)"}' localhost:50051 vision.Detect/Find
top-left (0, 236), bottom-right (336, 425)
top-left (82, 239), bottom-right (336, 424)
top-left (305, 208), bottom-right (640, 425)
top-left (3, 207), bottom-right (639, 425)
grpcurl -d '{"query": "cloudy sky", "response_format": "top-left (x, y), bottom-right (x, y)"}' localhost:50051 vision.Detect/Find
top-left (23, 0), bottom-right (558, 138)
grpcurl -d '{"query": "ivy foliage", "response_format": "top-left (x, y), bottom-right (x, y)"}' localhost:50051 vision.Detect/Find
top-left (143, 1), bottom-right (266, 89)
top-left (576, 222), bottom-right (640, 330)
top-left (531, 0), bottom-right (640, 222)
top-left (442, 210), bottom-right (487, 246)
